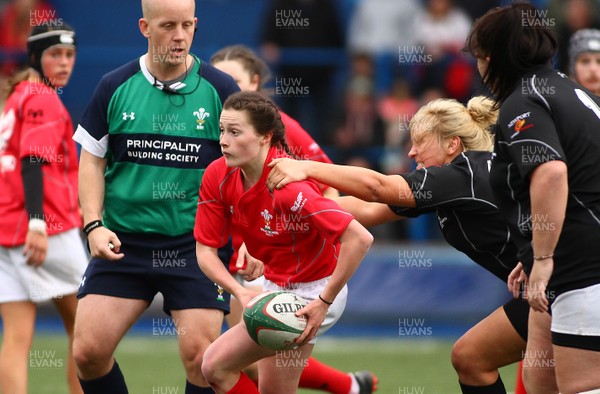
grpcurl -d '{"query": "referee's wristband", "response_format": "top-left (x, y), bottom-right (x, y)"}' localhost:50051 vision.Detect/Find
top-left (83, 220), bottom-right (103, 236)
top-left (318, 294), bottom-right (333, 306)
top-left (28, 218), bottom-right (47, 234)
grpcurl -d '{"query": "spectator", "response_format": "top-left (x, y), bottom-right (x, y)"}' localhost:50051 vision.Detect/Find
top-left (568, 28), bottom-right (600, 95)
top-left (347, 0), bottom-right (422, 56)
top-left (347, 0), bottom-right (424, 96)
top-left (412, 0), bottom-right (473, 100)
top-left (331, 53), bottom-right (385, 170)
top-left (548, 0), bottom-right (600, 73)
top-left (0, 0), bottom-right (56, 82)
top-left (260, 0), bottom-right (344, 144)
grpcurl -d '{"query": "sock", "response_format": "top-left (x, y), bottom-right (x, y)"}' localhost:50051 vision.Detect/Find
top-left (226, 372), bottom-right (259, 394)
top-left (185, 380), bottom-right (214, 393)
top-left (514, 361), bottom-right (527, 394)
top-left (298, 357), bottom-right (352, 394)
top-left (459, 375), bottom-right (506, 394)
top-left (78, 360), bottom-right (128, 394)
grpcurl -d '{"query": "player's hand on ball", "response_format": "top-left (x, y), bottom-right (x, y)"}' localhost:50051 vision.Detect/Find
top-left (88, 227), bottom-right (124, 260)
top-left (267, 158), bottom-right (309, 191)
top-left (294, 298), bottom-right (327, 347)
top-left (237, 288), bottom-right (263, 310)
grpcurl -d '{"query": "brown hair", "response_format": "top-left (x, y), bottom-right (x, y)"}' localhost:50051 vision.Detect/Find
top-left (210, 45), bottom-right (272, 92)
top-left (222, 91), bottom-right (292, 155)
top-left (3, 69), bottom-right (33, 99)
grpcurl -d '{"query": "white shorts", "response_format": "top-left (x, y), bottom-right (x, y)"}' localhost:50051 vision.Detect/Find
top-left (263, 277), bottom-right (348, 344)
top-left (0, 228), bottom-right (88, 303)
top-left (551, 283), bottom-right (600, 336)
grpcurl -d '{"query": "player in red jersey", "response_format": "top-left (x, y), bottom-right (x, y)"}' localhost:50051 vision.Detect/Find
top-left (210, 45), bottom-right (377, 394)
top-left (194, 91), bottom-right (373, 394)
top-left (0, 24), bottom-right (86, 394)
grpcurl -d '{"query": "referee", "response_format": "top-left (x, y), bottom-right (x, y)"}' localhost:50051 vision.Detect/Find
top-left (71, 1), bottom-right (239, 393)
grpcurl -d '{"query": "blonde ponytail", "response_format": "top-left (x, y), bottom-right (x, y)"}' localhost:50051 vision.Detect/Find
top-left (409, 96), bottom-right (497, 152)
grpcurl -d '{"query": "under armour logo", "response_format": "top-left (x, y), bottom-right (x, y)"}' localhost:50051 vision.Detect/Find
top-left (122, 112), bottom-right (135, 120)
top-left (79, 276), bottom-right (86, 288)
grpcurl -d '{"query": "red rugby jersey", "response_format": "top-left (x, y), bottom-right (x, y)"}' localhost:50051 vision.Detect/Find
top-left (280, 111), bottom-right (332, 164)
top-left (0, 81), bottom-right (81, 246)
top-left (194, 147), bottom-right (353, 285)
top-left (225, 111), bottom-right (335, 274)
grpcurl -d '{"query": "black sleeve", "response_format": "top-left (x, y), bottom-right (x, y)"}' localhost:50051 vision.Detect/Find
top-left (496, 95), bottom-right (566, 181)
top-left (21, 157), bottom-right (44, 220)
top-left (388, 160), bottom-right (474, 217)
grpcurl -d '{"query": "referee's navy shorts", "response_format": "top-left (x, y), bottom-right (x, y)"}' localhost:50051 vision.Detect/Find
top-left (78, 231), bottom-right (231, 315)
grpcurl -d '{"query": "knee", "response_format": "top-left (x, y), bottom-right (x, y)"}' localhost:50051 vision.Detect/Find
top-left (72, 337), bottom-right (112, 372)
top-left (200, 346), bottom-right (223, 385)
top-left (179, 339), bottom-right (211, 373)
top-left (451, 338), bottom-right (476, 375)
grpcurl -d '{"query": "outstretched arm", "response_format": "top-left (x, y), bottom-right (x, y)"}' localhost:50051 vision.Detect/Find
top-left (335, 196), bottom-right (403, 227)
top-left (268, 158), bottom-right (416, 207)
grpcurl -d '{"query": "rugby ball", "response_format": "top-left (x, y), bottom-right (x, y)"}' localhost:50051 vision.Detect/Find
top-left (243, 291), bottom-right (308, 350)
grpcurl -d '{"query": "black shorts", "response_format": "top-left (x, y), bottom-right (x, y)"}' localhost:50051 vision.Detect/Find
top-left (503, 297), bottom-right (530, 341)
top-left (78, 231), bottom-right (232, 315)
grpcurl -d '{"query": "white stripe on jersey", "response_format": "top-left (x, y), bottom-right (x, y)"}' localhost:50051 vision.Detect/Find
top-left (461, 152), bottom-right (476, 198)
top-left (73, 125), bottom-right (109, 158)
top-left (573, 194), bottom-right (600, 226)
top-left (529, 74), bottom-right (552, 112)
top-left (498, 139), bottom-right (562, 158)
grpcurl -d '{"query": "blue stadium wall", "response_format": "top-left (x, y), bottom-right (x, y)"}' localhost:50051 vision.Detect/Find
top-left (32, 244), bottom-right (512, 339)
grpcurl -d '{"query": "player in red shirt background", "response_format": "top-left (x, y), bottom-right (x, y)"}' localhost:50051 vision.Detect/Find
top-left (194, 91), bottom-right (373, 394)
top-left (0, 24), bottom-right (86, 394)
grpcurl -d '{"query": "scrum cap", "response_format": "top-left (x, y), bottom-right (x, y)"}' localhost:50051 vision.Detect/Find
top-left (27, 24), bottom-right (76, 82)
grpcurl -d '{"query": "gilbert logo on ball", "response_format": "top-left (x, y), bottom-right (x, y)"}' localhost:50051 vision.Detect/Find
top-left (243, 291), bottom-right (308, 350)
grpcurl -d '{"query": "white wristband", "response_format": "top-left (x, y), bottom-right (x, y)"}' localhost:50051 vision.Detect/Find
top-left (28, 218), bottom-right (47, 234)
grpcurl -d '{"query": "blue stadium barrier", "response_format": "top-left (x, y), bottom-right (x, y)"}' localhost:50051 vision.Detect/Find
top-left (28, 244), bottom-right (512, 339)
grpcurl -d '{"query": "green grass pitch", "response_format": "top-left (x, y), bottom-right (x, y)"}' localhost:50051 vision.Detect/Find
top-left (17, 334), bottom-right (518, 393)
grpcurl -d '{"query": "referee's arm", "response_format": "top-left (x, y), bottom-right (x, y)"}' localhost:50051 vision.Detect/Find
top-left (79, 149), bottom-right (123, 259)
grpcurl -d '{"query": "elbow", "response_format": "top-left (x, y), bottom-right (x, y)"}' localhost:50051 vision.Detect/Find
top-left (364, 178), bottom-right (385, 203)
top-left (531, 161), bottom-right (568, 189)
top-left (358, 227), bottom-right (374, 253)
top-left (341, 220), bottom-right (374, 256)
